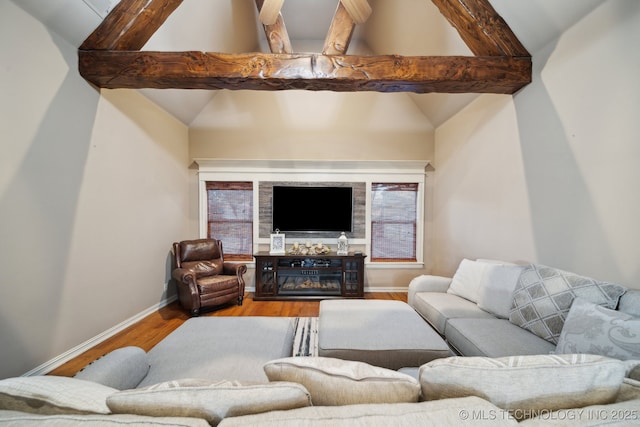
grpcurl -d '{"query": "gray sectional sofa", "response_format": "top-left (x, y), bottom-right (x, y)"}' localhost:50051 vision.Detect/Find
top-left (1, 268), bottom-right (639, 426)
top-left (408, 259), bottom-right (640, 359)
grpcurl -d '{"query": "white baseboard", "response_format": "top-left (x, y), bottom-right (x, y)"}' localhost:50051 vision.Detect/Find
top-left (23, 295), bottom-right (178, 377)
top-left (365, 287), bottom-right (409, 293)
top-left (246, 286), bottom-right (408, 293)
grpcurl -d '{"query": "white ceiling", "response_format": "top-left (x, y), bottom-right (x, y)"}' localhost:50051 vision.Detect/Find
top-left (14, 0), bottom-right (605, 127)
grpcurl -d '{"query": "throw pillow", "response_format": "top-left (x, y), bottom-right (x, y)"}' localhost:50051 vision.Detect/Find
top-left (74, 346), bottom-right (150, 390)
top-left (106, 378), bottom-right (311, 426)
top-left (508, 264), bottom-right (626, 344)
top-left (477, 264), bottom-right (524, 319)
top-left (555, 298), bottom-right (640, 360)
top-left (419, 354), bottom-right (626, 421)
top-left (0, 376), bottom-right (115, 415)
top-left (624, 362), bottom-right (640, 382)
top-left (618, 290), bottom-right (640, 317)
top-left (263, 357), bottom-right (420, 406)
top-left (446, 259), bottom-right (488, 303)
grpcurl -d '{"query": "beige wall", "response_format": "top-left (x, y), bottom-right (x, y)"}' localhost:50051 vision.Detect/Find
top-left (190, 90), bottom-right (434, 161)
top-left (0, 3), bottom-right (189, 378)
top-left (189, 90), bottom-right (435, 289)
top-left (433, 1), bottom-right (640, 289)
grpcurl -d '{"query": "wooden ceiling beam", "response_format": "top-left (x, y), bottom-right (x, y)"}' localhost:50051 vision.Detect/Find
top-left (339, 0), bottom-right (372, 24)
top-left (78, 50), bottom-right (531, 94)
top-left (78, 0), bottom-right (532, 95)
top-left (430, 0), bottom-right (529, 56)
top-left (323, 2), bottom-right (356, 55)
top-left (80, 0), bottom-right (182, 50)
top-left (258, 0), bottom-right (285, 25)
top-left (255, 0), bottom-right (292, 54)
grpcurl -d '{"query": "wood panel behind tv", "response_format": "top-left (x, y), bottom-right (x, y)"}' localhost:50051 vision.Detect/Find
top-left (258, 181), bottom-right (366, 240)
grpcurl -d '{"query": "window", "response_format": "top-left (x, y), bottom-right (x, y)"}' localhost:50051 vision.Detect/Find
top-left (206, 181), bottom-right (253, 261)
top-left (370, 183), bottom-right (418, 262)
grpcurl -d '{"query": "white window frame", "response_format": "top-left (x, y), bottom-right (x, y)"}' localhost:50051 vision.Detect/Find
top-left (195, 159), bottom-right (429, 269)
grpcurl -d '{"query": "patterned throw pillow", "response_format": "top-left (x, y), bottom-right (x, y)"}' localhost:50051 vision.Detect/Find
top-left (556, 298), bottom-right (640, 360)
top-left (508, 264), bottom-right (626, 344)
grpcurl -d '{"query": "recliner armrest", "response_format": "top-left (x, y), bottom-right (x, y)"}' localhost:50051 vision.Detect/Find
top-left (172, 267), bottom-right (196, 284)
top-left (223, 263), bottom-right (247, 277)
top-left (407, 275), bottom-right (452, 306)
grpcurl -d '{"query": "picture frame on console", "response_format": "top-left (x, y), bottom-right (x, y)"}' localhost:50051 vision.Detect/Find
top-left (269, 231), bottom-right (286, 255)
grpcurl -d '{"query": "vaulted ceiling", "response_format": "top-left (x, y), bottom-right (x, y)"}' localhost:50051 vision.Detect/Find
top-left (14, 0), bottom-right (605, 127)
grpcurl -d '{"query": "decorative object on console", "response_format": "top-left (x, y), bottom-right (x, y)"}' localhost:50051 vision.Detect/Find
top-left (337, 232), bottom-right (349, 255)
top-left (270, 230), bottom-right (286, 255)
top-left (287, 241), bottom-right (331, 255)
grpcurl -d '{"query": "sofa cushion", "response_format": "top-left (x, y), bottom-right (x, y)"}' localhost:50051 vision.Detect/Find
top-left (0, 376), bottom-right (115, 415)
top-left (445, 318), bottom-right (556, 357)
top-left (627, 364), bottom-right (640, 382)
top-left (263, 357), bottom-right (420, 406)
top-left (616, 377), bottom-right (640, 402)
top-left (509, 264), bottom-right (626, 344)
top-left (216, 397), bottom-right (519, 427)
top-left (477, 264), bottom-right (523, 319)
top-left (181, 260), bottom-right (223, 278)
top-left (318, 300), bottom-right (451, 370)
top-left (555, 298), bottom-right (640, 360)
top-left (407, 275), bottom-right (452, 307)
top-left (518, 398), bottom-right (640, 426)
top-left (446, 259), bottom-right (488, 303)
top-left (107, 378), bottom-right (311, 426)
top-left (137, 317), bottom-right (295, 387)
top-left (74, 346), bottom-right (149, 390)
top-left (419, 354), bottom-right (626, 421)
top-left (0, 410), bottom-right (210, 426)
top-left (180, 239), bottom-right (220, 263)
top-left (412, 292), bottom-right (494, 335)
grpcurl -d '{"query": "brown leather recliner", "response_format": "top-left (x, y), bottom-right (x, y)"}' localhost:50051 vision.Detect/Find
top-left (172, 239), bottom-right (246, 316)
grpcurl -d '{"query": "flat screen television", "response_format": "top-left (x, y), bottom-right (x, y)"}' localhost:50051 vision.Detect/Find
top-left (272, 186), bottom-right (353, 233)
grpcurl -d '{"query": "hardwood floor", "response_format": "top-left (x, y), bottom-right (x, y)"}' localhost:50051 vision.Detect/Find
top-left (48, 292), bottom-right (407, 378)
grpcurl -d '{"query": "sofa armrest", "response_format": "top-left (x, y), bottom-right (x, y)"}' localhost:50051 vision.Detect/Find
top-left (407, 275), bottom-right (452, 307)
top-left (223, 262), bottom-right (247, 278)
top-left (172, 267), bottom-right (196, 284)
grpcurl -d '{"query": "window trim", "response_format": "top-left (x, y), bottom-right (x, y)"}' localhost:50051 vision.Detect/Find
top-left (370, 182), bottom-right (419, 263)
top-left (196, 159), bottom-right (428, 267)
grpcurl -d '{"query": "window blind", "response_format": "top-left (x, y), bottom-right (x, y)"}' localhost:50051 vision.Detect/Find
top-left (206, 181), bottom-right (253, 261)
top-left (370, 183), bottom-right (418, 262)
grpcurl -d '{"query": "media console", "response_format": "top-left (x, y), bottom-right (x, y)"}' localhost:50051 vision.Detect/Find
top-left (253, 252), bottom-right (366, 300)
